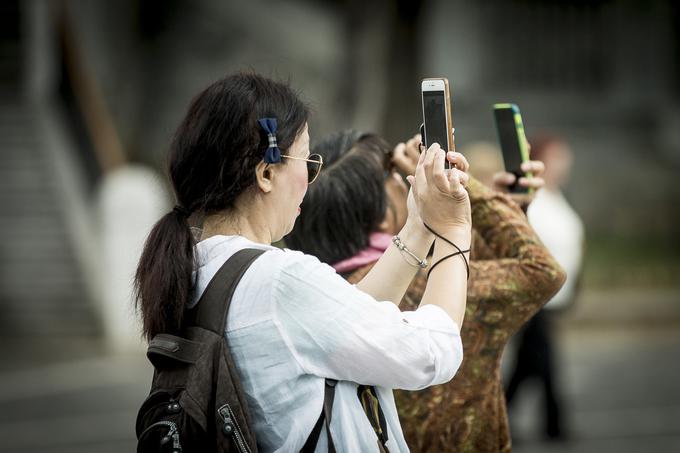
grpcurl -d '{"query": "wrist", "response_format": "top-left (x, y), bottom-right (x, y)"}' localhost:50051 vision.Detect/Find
top-left (427, 227), bottom-right (472, 281)
top-left (427, 224), bottom-right (471, 250)
top-left (398, 219), bottom-right (435, 253)
top-left (433, 223), bottom-right (471, 239)
top-left (401, 217), bottom-right (434, 240)
top-left (435, 232), bottom-right (471, 250)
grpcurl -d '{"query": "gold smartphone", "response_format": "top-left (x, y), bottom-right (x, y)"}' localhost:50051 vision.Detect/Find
top-left (421, 78), bottom-right (454, 168)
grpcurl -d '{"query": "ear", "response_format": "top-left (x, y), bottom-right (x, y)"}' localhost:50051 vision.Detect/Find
top-left (254, 161), bottom-right (274, 193)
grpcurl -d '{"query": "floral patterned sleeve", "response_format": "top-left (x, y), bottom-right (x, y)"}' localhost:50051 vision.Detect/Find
top-left (462, 176), bottom-right (566, 335)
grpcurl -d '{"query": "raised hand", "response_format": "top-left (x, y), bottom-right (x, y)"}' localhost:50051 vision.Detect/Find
top-left (406, 143), bottom-right (471, 233)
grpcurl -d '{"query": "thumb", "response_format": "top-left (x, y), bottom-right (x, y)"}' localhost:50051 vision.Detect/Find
top-left (406, 175), bottom-right (419, 198)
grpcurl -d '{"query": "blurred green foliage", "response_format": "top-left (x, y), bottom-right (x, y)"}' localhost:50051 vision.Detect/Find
top-left (583, 234), bottom-right (680, 288)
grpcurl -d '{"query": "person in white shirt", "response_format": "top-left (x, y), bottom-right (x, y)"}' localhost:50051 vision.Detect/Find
top-left (527, 139), bottom-right (584, 310)
top-left (505, 135), bottom-right (585, 440)
top-left (134, 73), bottom-right (473, 452)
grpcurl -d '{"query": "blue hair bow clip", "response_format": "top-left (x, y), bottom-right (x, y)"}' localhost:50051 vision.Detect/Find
top-left (258, 117), bottom-right (281, 164)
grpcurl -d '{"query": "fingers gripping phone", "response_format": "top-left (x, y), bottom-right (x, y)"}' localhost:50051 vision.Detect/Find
top-left (493, 103), bottom-right (532, 193)
top-left (421, 78), bottom-right (454, 169)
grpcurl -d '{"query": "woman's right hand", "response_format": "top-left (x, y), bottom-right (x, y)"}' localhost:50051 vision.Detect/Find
top-left (406, 143), bottom-right (471, 234)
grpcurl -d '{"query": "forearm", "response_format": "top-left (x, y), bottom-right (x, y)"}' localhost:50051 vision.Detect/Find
top-left (470, 176), bottom-right (546, 263)
top-left (467, 176), bottom-right (566, 309)
top-left (356, 220), bottom-right (433, 305)
top-left (418, 228), bottom-right (471, 327)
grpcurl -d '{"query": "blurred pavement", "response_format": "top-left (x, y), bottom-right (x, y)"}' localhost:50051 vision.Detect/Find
top-left (0, 289), bottom-right (678, 452)
top-left (510, 324), bottom-right (680, 453)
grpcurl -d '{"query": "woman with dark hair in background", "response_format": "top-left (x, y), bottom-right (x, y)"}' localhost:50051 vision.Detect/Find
top-left (134, 73), bottom-right (473, 452)
top-left (287, 130), bottom-right (566, 452)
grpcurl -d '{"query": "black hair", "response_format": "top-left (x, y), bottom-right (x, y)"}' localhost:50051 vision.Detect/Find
top-left (285, 129), bottom-right (390, 265)
top-left (135, 72), bottom-right (309, 340)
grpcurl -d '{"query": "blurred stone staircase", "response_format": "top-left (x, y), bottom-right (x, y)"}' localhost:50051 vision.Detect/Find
top-left (0, 1), bottom-right (99, 337)
top-left (0, 98), bottom-right (99, 337)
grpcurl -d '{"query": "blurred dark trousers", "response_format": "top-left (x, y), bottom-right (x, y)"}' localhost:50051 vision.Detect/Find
top-left (505, 310), bottom-right (563, 439)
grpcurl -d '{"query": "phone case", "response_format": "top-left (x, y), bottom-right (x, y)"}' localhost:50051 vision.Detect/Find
top-left (493, 103), bottom-right (533, 193)
top-left (421, 78), bottom-right (454, 152)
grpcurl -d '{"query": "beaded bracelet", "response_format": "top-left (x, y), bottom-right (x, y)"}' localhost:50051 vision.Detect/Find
top-left (392, 235), bottom-right (428, 269)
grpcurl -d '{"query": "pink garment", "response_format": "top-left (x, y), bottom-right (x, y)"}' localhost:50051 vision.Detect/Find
top-left (332, 232), bottom-right (392, 274)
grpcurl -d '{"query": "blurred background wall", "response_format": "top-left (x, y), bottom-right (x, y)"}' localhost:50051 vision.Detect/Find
top-left (1, 0), bottom-right (679, 451)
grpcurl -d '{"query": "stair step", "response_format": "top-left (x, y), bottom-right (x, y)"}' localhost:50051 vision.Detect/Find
top-left (0, 96), bottom-right (97, 337)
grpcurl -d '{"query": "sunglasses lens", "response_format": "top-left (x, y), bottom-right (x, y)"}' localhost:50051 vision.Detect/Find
top-left (307, 154), bottom-right (322, 183)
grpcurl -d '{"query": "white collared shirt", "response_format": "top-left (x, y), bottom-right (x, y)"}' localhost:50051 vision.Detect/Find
top-left (190, 235), bottom-right (463, 452)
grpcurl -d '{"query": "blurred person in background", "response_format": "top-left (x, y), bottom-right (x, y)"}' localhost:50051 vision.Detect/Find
top-left (459, 142), bottom-right (504, 189)
top-left (287, 130), bottom-right (565, 452)
top-left (505, 134), bottom-right (585, 441)
top-left (135, 72), bottom-right (474, 452)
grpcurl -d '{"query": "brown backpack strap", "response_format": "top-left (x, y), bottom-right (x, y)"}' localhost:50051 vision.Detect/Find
top-left (184, 248), bottom-right (266, 332)
top-left (358, 385), bottom-right (390, 452)
top-left (300, 379), bottom-right (337, 453)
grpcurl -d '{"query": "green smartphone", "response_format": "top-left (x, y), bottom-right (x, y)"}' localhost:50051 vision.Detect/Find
top-left (493, 103), bottom-right (532, 193)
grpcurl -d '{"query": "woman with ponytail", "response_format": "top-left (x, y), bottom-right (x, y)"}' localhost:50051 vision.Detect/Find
top-left (134, 72), bottom-right (472, 452)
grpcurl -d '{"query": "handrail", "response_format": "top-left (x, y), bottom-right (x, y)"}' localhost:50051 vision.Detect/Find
top-left (55, 1), bottom-right (126, 173)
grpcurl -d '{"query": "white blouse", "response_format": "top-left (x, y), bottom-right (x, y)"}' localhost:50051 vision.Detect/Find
top-left (190, 235), bottom-right (463, 452)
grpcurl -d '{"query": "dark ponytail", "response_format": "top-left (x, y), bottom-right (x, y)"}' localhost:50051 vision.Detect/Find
top-left (134, 210), bottom-right (195, 340)
top-left (135, 73), bottom-right (309, 340)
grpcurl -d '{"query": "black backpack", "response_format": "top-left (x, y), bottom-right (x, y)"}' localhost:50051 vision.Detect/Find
top-left (136, 248), bottom-right (337, 453)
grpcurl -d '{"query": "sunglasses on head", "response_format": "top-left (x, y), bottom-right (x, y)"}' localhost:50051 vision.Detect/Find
top-left (281, 153), bottom-right (324, 184)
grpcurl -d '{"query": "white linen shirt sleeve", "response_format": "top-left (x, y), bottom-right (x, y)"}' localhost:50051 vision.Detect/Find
top-left (271, 251), bottom-right (463, 390)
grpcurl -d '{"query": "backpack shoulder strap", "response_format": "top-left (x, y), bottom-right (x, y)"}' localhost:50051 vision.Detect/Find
top-left (300, 379), bottom-right (337, 453)
top-left (185, 248), bottom-right (266, 332)
top-left (186, 246), bottom-right (338, 452)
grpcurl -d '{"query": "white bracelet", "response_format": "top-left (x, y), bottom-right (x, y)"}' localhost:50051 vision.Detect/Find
top-left (392, 235), bottom-right (428, 269)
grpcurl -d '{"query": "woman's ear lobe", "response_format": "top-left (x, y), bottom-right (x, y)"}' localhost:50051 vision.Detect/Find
top-left (255, 161), bottom-right (273, 193)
